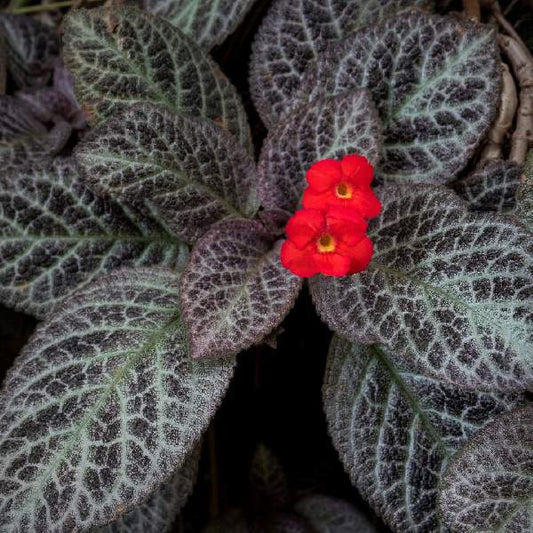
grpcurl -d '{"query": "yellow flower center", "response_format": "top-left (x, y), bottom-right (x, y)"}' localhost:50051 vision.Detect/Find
top-left (316, 233), bottom-right (336, 253)
top-left (335, 181), bottom-right (353, 199)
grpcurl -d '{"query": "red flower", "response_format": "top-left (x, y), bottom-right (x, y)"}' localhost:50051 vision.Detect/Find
top-left (302, 155), bottom-right (381, 218)
top-left (280, 207), bottom-right (373, 277)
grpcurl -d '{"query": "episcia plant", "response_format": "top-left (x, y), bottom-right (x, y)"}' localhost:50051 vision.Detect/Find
top-left (0, 0), bottom-right (531, 531)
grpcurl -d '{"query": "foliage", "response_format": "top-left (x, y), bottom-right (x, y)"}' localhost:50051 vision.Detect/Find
top-left (0, 0), bottom-right (531, 531)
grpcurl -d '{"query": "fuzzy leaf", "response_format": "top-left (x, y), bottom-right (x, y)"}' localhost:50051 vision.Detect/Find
top-left (180, 220), bottom-right (302, 359)
top-left (0, 158), bottom-right (188, 318)
top-left (62, 6), bottom-right (252, 151)
top-left (0, 14), bottom-right (59, 88)
top-left (452, 160), bottom-right (521, 213)
top-left (250, 0), bottom-right (431, 129)
top-left (294, 494), bottom-right (376, 533)
top-left (303, 12), bottom-right (501, 184)
top-left (257, 89), bottom-right (382, 214)
top-left (76, 103), bottom-right (259, 243)
top-left (323, 336), bottom-right (524, 532)
top-left (311, 185), bottom-right (533, 392)
top-left (515, 151), bottom-right (533, 232)
top-left (0, 268), bottom-right (235, 531)
top-left (439, 405), bottom-right (533, 532)
top-left (143, 0), bottom-right (255, 49)
top-left (0, 94), bottom-right (71, 171)
top-left (99, 447), bottom-right (200, 533)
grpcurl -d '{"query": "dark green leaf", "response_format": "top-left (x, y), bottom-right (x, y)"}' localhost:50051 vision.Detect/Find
top-left (323, 336), bottom-right (524, 531)
top-left (76, 103), bottom-right (259, 243)
top-left (0, 268), bottom-right (235, 531)
top-left (311, 185), bottom-right (533, 392)
top-left (0, 158), bottom-right (188, 318)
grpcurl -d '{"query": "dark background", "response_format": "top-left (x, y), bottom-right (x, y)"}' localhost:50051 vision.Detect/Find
top-left (1, 0), bottom-right (532, 530)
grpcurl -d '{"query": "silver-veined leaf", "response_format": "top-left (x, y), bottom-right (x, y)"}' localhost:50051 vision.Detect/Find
top-left (323, 336), bottom-right (524, 531)
top-left (515, 150), bottom-right (533, 232)
top-left (439, 405), bottom-right (533, 532)
top-left (0, 268), bottom-right (235, 531)
top-left (249, 0), bottom-right (431, 129)
top-left (62, 6), bottom-right (252, 151)
top-left (311, 185), bottom-right (533, 392)
top-left (0, 94), bottom-right (71, 172)
top-left (0, 14), bottom-right (59, 88)
top-left (303, 12), bottom-right (501, 184)
top-left (180, 220), bottom-right (302, 360)
top-left (452, 160), bottom-right (521, 213)
top-left (257, 89), bottom-right (382, 214)
top-left (294, 494), bottom-right (377, 533)
top-left (99, 447), bottom-right (200, 533)
top-left (143, 0), bottom-right (255, 49)
top-left (0, 158), bottom-right (188, 318)
top-left (75, 103), bottom-right (259, 243)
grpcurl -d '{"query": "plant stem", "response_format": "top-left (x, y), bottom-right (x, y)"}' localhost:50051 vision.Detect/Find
top-left (463, 0), bottom-right (481, 20)
top-left (4, 0), bottom-right (99, 14)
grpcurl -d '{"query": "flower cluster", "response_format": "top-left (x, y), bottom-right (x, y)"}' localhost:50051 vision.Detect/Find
top-left (281, 155), bottom-right (381, 277)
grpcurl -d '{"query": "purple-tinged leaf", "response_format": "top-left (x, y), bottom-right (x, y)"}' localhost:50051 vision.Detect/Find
top-left (311, 185), bottom-right (533, 392)
top-left (0, 94), bottom-right (70, 172)
top-left (257, 89), bottom-right (382, 215)
top-left (143, 0), bottom-right (255, 50)
top-left (62, 6), bottom-right (252, 151)
top-left (250, 0), bottom-right (432, 129)
top-left (302, 12), bottom-right (501, 184)
top-left (439, 405), bottom-right (533, 532)
top-left (515, 150), bottom-right (533, 232)
top-left (323, 337), bottom-right (524, 531)
top-left (99, 447), bottom-right (200, 533)
top-left (76, 103), bottom-right (259, 243)
top-left (0, 268), bottom-right (235, 531)
top-left (452, 160), bottom-right (521, 213)
top-left (0, 14), bottom-right (59, 88)
top-left (0, 158), bottom-right (188, 318)
top-left (180, 220), bottom-right (302, 360)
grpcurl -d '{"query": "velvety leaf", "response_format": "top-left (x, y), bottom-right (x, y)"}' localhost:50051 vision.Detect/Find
top-left (143, 0), bottom-right (255, 49)
top-left (515, 151), bottom-right (533, 232)
top-left (180, 220), bottom-right (302, 359)
top-left (62, 6), bottom-right (252, 150)
top-left (257, 89), bottom-right (382, 214)
top-left (452, 160), bottom-right (521, 213)
top-left (0, 14), bottom-right (59, 88)
top-left (99, 447), bottom-right (200, 533)
top-left (311, 185), bottom-right (533, 392)
top-left (303, 12), bottom-right (501, 184)
top-left (249, 444), bottom-right (289, 513)
top-left (250, 0), bottom-right (431, 129)
top-left (0, 94), bottom-right (71, 172)
top-left (0, 268), bottom-right (235, 531)
top-left (294, 494), bottom-right (376, 533)
top-left (323, 336), bottom-right (524, 532)
top-left (439, 405), bottom-right (533, 532)
top-left (0, 158), bottom-right (188, 318)
top-left (75, 103), bottom-right (259, 243)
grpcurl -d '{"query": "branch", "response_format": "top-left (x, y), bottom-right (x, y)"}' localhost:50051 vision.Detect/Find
top-left (499, 34), bottom-right (533, 164)
top-left (463, 0), bottom-right (481, 20)
top-left (480, 63), bottom-right (518, 160)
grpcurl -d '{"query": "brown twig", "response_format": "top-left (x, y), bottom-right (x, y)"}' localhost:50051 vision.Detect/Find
top-left (463, 0), bottom-right (481, 20)
top-left (480, 63), bottom-right (518, 160)
top-left (498, 34), bottom-right (533, 164)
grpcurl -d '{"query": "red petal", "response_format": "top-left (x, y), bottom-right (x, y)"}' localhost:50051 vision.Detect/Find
top-left (285, 209), bottom-right (325, 249)
top-left (306, 159), bottom-right (342, 192)
top-left (346, 189), bottom-right (382, 219)
top-left (345, 237), bottom-right (374, 274)
top-left (312, 252), bottom-right (352, 276)
top-left (341, 155), bottom-right (373, 187)
top-left (280, 240), bottom-right (318, 277)
top-left (302, 188), bottom-right (335, 211)
top-left (325, 206), bottom-right (367, 246)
